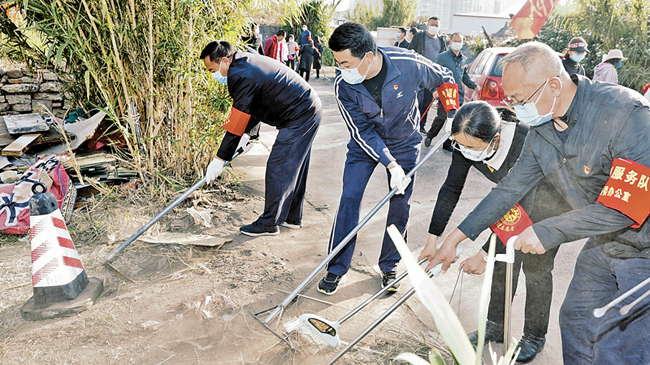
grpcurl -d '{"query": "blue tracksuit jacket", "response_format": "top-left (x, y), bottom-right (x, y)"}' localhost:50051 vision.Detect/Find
top-left (334, 46), bottom-right (456, 165)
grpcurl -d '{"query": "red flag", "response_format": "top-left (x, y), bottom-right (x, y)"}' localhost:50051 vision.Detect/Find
top-left (510, 0), bottom-right (560, 40)
top-left (490, 203), bottom-right (533, 245)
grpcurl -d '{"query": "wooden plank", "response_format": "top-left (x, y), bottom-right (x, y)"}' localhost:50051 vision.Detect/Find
top-left (1, 134), bottom-right (43, 156)
top-left (40, 111), bottom-right (106, 154)
top-left (0, 117), bottom-right (74, 149)
top-left (3, 114), bottom-right (49, 134)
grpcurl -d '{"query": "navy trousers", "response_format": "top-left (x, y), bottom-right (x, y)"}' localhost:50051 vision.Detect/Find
top-left (559, 239), bottom-right (650, 364)
top-left (327, 137), bottom-right (420, 276)
top-left (256, 109), bottom-right (321, 226)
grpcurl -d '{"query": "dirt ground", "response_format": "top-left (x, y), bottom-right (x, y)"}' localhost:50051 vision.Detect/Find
top-left (0, 68), bottom-right (584, 364)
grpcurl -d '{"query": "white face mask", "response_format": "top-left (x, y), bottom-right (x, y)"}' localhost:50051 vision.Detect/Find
top-left (337, 53), bottom-right (370, 85)
top-left (451, 42), bottom-right (463, 52)
top-left (211, 61), bottom-right (227, 84)
top-left (457, 136), bottom-right (497, 161)
top-left (512, 78), bottom-right (557, 127)
top-left (428, 26), bottom-right (439, 35)
top-left (302, 26), bottom-right (307, 31)
top-left (396, 33), bottom-right (401, 39)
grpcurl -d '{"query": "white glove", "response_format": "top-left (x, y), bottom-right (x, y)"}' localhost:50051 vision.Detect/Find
top-left (389, 165), bottom-right (411, 195)
top-left (205, 158), bottom-right (226, 184)
top-left (444, 117), bottom-right (454, 134)
top-left (235, 134), bottom-right (253, 155)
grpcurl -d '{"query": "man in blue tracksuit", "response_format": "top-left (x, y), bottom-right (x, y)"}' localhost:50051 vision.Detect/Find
top-left (318, 22), bottom-right (458, 295)
top-left (200, 40), bottom-right (322, 237)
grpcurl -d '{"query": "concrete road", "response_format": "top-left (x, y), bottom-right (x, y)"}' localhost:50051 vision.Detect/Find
top-left (234, 68), bottom-right (583, 364)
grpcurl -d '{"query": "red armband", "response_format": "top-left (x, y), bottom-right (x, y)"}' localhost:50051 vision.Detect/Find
top-left (223, 107), bottom-right (251, 137)
top-left (436, 82), bottom-right (460, 113)
top-left (490, 203), bottom-right (533, 245)
top-left (597, 158), bottom-right (650, 228)
top-left (642, 82), bottom-right (650, 95)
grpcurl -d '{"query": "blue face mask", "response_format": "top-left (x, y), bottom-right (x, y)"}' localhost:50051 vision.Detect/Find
top-left (512, 78), bottom-right (557, 127)
top-left (570, 53), bottom-right (585, 63)
top-left (616, 60), bottom-right (623, 68)
top-left (212, 62), bottom-right (227, 84)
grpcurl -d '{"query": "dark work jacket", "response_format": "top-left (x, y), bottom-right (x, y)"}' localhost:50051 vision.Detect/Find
top-left (394, 39), bottom-right (409, 48)
top-left (458, 75), bottom-right (650, 254)
top-left (435, 50), bottom-right (478, 104)
top-left (334, 47), bottom-right (455, 166)
top-left (217, 51), bottom-right (322, 160)
top-left (313, 43), bottom-right (323, 69)
top-left (562, 58), bottom-right (585, 77)
top-left (299, 44), bottom-right (320, 72)
top-left (408, 32), bottom-right (447, 58)
top-left (429, 123), bottom-right (571, 245)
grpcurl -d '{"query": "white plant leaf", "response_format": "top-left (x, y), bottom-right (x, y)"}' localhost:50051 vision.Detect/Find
top-left (387, 225), bottom-right (476, 365)
top-left (475, 234), bottom-right (497, 364)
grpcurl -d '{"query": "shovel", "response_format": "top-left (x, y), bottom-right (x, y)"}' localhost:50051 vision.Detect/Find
top-left (250, 133), bottom-right (452, 343)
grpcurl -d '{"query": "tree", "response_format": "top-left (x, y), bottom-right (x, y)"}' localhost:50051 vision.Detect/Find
top-left (350, 0), bottom-right (416, 31)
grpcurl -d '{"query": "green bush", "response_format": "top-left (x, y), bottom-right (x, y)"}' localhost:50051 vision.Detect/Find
top-left (322, 46), bottom-right (335, 67)
top-left (0, 0), bottom-right (262, 183)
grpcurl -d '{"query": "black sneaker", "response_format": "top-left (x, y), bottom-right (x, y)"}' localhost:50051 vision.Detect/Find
top-left (279, 220), bottom-right (301, 229)
top-left (317, 273), bottom-right (345, 295)
top-left (240, 221), bottom-right (279, 237)
top-left (515, 333), bottom-right (545, 364)
top-left (424, 136), bottom-right (432, 147)
top-left (468, 319), bottom-right (504, 346)
top-left (382, 271), bottom-right (400, 292)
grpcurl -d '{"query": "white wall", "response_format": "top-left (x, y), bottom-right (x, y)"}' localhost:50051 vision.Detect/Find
top-left (451, 14), bottom-right (510, 36)
top-left (376, 27), bottom-right (401, 47)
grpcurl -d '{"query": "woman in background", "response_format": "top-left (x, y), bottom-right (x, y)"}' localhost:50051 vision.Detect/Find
top-left (562, 37), bottom-right (587, 76)
top-left (312, 35), bottom-right (324, 80)
top-left (286, 34), bottom-right (298, 71)
top-left (593, 49), bottom-right (626, 84)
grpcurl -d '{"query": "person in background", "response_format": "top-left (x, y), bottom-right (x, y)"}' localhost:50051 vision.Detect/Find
top-left (200, 40), bottom-right (321, 236)
top-left (318, 22), bottom-right (458, 295)
top-left (593, 49), bottom-right (626, 84)
top-left (313, 35), bottom-right (324, 79)
top-left (299, 24), bottom-right (311, 46)
top-left (423, 32), bottom-right (479, 147)
top-left (241, 22), bottom-right (264, 55)
top-left (408, 27), bottom-right (418, 43)
top-left (562, 37), bottom-right (588, 76)
top-left (419, 101), bottom-right (571, 363)
top-left (394, 27), bottom-right (409, 48)
top-left (298, 39), bottom-right (320, 82)
top-left (286, 34), bottom-right (298, 70)
top-left (263, 29), bottom-right (286, 62)
top-left (408, 16), bottom-right (447, 134)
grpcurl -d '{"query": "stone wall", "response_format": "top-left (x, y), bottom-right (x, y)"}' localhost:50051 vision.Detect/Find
top-left (0, 68), bottom-right (70, 118)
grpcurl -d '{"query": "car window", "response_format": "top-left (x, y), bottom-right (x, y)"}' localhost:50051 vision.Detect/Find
top-left (468, 51), bottom-right (486, 74)
top-left (489, 54), bottom-right (507, 77)
top-left (478, 53), bottom-right (495, 75)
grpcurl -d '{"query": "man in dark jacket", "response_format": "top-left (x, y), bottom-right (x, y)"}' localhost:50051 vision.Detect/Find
top-left (431, 42), bottom-right (650, 364)
top-left (394, 27), bottom-right (409, 48)
top-left (201, 40), bottom-right (322, 237)
top-left (408, 16), bottom-right (447, 133)
top-left (424, 32), bottom-right (479, 147)
top-left (317, 22), bottom-right (458, 295)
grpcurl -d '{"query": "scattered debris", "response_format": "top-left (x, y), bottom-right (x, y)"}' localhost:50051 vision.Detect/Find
top-left (186, 207), bottom-right (214, 228)
top-left (139, 232), bottom-right (231, 248)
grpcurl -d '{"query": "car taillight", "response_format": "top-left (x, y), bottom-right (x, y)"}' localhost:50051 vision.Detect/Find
top-left (481, 78), bottom-right (500, 100)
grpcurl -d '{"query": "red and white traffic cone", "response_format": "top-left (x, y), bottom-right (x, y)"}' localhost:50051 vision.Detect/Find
top-left (20, 183), bottom-right (103, 321)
